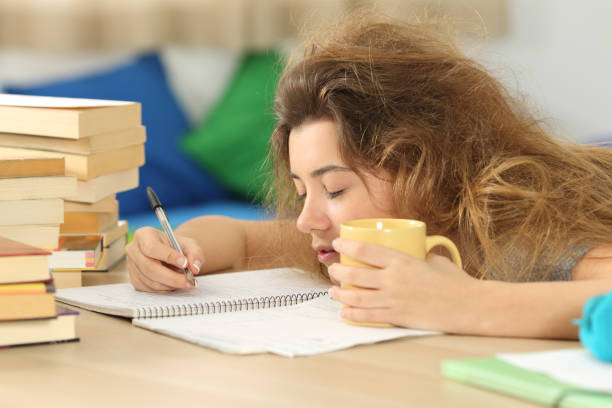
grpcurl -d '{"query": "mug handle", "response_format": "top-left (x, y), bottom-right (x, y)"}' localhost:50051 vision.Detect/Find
top-left (425, 236), bottom-right (462, 269)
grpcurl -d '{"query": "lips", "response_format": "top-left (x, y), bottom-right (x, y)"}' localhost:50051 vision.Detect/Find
top-left (315, 245), bottom-right (339, 264)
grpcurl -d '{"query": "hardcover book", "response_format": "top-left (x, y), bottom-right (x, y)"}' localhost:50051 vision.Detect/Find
top-left (0, 235), bottom-right (51, 284)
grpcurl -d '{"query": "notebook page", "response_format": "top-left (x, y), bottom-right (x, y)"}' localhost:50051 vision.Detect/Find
top-left (56, 268), bottom-right (330, 317)
top-left (498, 348), bottom-right (612, 393)
top-left (133, 294), bottom-right (439, 357)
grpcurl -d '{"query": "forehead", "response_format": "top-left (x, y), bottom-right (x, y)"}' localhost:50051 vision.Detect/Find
top-left (288, 119), bottom-right (343, 170)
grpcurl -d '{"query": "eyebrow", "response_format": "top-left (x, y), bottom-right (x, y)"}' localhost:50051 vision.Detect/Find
top-left (290, 165), bottom-right (351, 179)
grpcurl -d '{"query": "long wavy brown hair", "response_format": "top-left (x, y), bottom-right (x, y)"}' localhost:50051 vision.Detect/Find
top-left (267, 15), bottom-right (612, 281)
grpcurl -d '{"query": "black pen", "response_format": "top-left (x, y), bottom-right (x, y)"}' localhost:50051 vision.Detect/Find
top-left (146, 186), bottom-right (197, 287)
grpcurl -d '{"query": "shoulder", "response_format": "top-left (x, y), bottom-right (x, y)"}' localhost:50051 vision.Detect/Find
top-left (572, 243), bottom-right (612, 280)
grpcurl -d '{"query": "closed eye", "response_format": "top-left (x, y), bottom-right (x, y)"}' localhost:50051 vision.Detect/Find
top-left (327, 190), bottom-right (344, 199)
top-left (295, 189), bottom-right (345, 202)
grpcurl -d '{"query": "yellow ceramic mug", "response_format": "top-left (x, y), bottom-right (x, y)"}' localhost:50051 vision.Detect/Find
top-left (339, 218), bottom-right (462, 327)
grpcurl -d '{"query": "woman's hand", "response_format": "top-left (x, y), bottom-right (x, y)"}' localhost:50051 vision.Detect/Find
top-left (328, 238), bottom-right (483, 333)
top-left (125, 227), bottom-right (205, 293)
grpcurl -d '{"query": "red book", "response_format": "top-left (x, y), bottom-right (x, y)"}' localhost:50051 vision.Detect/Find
top-left (0, 235), bottom-right (51, 284)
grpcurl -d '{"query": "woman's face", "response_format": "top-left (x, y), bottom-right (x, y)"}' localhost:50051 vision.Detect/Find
top-left (289, 119), bottom-right (395, 267)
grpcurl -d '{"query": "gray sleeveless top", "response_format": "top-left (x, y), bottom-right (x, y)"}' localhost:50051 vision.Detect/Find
top-left (543, 247), bottom-right (591, 281)
top-left (491, 247), bottom-right (591, 282)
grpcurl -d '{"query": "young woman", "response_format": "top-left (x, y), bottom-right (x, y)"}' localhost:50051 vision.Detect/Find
top-left (126, 16), bottom-right (612, 340)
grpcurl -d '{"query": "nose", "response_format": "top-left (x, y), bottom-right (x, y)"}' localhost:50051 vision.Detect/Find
top-left (296, 196), bottom-right (330, 234)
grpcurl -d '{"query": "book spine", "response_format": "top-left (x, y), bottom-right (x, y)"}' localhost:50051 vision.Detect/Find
top-left (134, 291), bottom-right (328, 319)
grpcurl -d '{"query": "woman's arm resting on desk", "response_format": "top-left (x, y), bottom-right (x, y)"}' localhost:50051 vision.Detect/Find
top-left (127, 216), bottom-right (314, 292)
top-left (174, 216), bottom-right (313, 273)
top-left (329, 240), bottom-right (612, 340)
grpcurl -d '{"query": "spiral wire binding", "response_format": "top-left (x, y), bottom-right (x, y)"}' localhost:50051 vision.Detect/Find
top-left (134, 290), bottom-right (328, 319)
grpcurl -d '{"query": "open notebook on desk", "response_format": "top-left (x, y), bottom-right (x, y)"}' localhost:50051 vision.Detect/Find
top-left (56, 268), bottom-right (438, 356)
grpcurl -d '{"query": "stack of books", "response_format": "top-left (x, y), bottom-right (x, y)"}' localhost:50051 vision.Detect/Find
top-left (0, 94), bottom-right (145, 287)
top-left (0, 156), bottom-right (76, 250)
top-left (0, 235), bottom-right (78, 348)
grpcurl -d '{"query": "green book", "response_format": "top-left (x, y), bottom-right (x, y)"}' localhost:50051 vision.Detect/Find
top-left (441, 357), bottom-right (612, 408)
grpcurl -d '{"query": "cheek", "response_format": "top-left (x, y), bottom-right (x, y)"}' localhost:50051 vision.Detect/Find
top-left (360, 173), bottom-right (396, 218)
top-left (324, 202), bottom-right (350, 236)
top-left (328, 195), bottom-right (390, 228)
top-left (346, 195), bottom-right (396, 223)
top-left (323, 180), bottom-right (396, 235)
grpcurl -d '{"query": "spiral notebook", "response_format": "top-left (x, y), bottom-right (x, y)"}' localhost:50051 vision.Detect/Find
top-left (56, 268), bottom-right (438, 356)
top-left (56, 268), bottom-right (329, 318)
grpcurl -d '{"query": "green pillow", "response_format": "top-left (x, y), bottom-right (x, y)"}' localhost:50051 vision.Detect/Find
top-left (180, 51), bottom-right (282, 201)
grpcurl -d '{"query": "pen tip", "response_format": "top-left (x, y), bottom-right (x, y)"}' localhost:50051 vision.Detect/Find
top-left (146, 186), bottom-right (162, 210)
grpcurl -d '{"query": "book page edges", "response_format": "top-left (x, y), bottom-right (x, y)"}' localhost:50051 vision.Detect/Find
top-left (0, 102), bottom-right (141, 138)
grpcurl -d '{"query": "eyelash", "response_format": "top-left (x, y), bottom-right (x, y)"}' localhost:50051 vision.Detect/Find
top-left (296, 189), bottom-right (344, 202)
top-left (327, 190), bottom-right (344, 199)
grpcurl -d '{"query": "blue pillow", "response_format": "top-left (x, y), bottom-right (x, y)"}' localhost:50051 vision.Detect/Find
top-left (4, 53), bottom-right (230, 214)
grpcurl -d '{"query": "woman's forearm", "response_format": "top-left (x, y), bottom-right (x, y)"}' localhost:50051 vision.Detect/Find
top-left (175, 215), bottom-right (248, 273)
top-left (175, 217), bottom-right (313, 273)
top-left (465, 278), bottom-right (612, 339)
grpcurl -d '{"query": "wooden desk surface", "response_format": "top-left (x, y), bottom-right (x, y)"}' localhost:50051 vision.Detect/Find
top-left (2, 261), bottom-right (579, 408)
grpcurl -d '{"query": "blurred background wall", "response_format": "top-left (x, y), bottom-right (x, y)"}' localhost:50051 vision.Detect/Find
top-left (1, 0), bottom-right (609, 141)
top-left (480, 0), bottom-right (612, 142)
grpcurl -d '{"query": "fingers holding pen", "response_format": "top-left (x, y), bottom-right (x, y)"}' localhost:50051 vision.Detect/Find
top-left (139, 229), bottom-right (205, 276)
top-left (126, 227), bottom-right (198, 291)
top-left (177, 236), bottom-right (205, 276)
top-left (136, 228), bottom-right (188, 269)
top-left (128, 257), bottom-right (175, 293)
top-left (131, 246), bottom-right (193, 290)
top-left (136, 228), bottom-right (204, 275)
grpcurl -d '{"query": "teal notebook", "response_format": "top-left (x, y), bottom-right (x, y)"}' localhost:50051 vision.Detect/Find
top-left (441, 357), bottom-right (612, 408)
